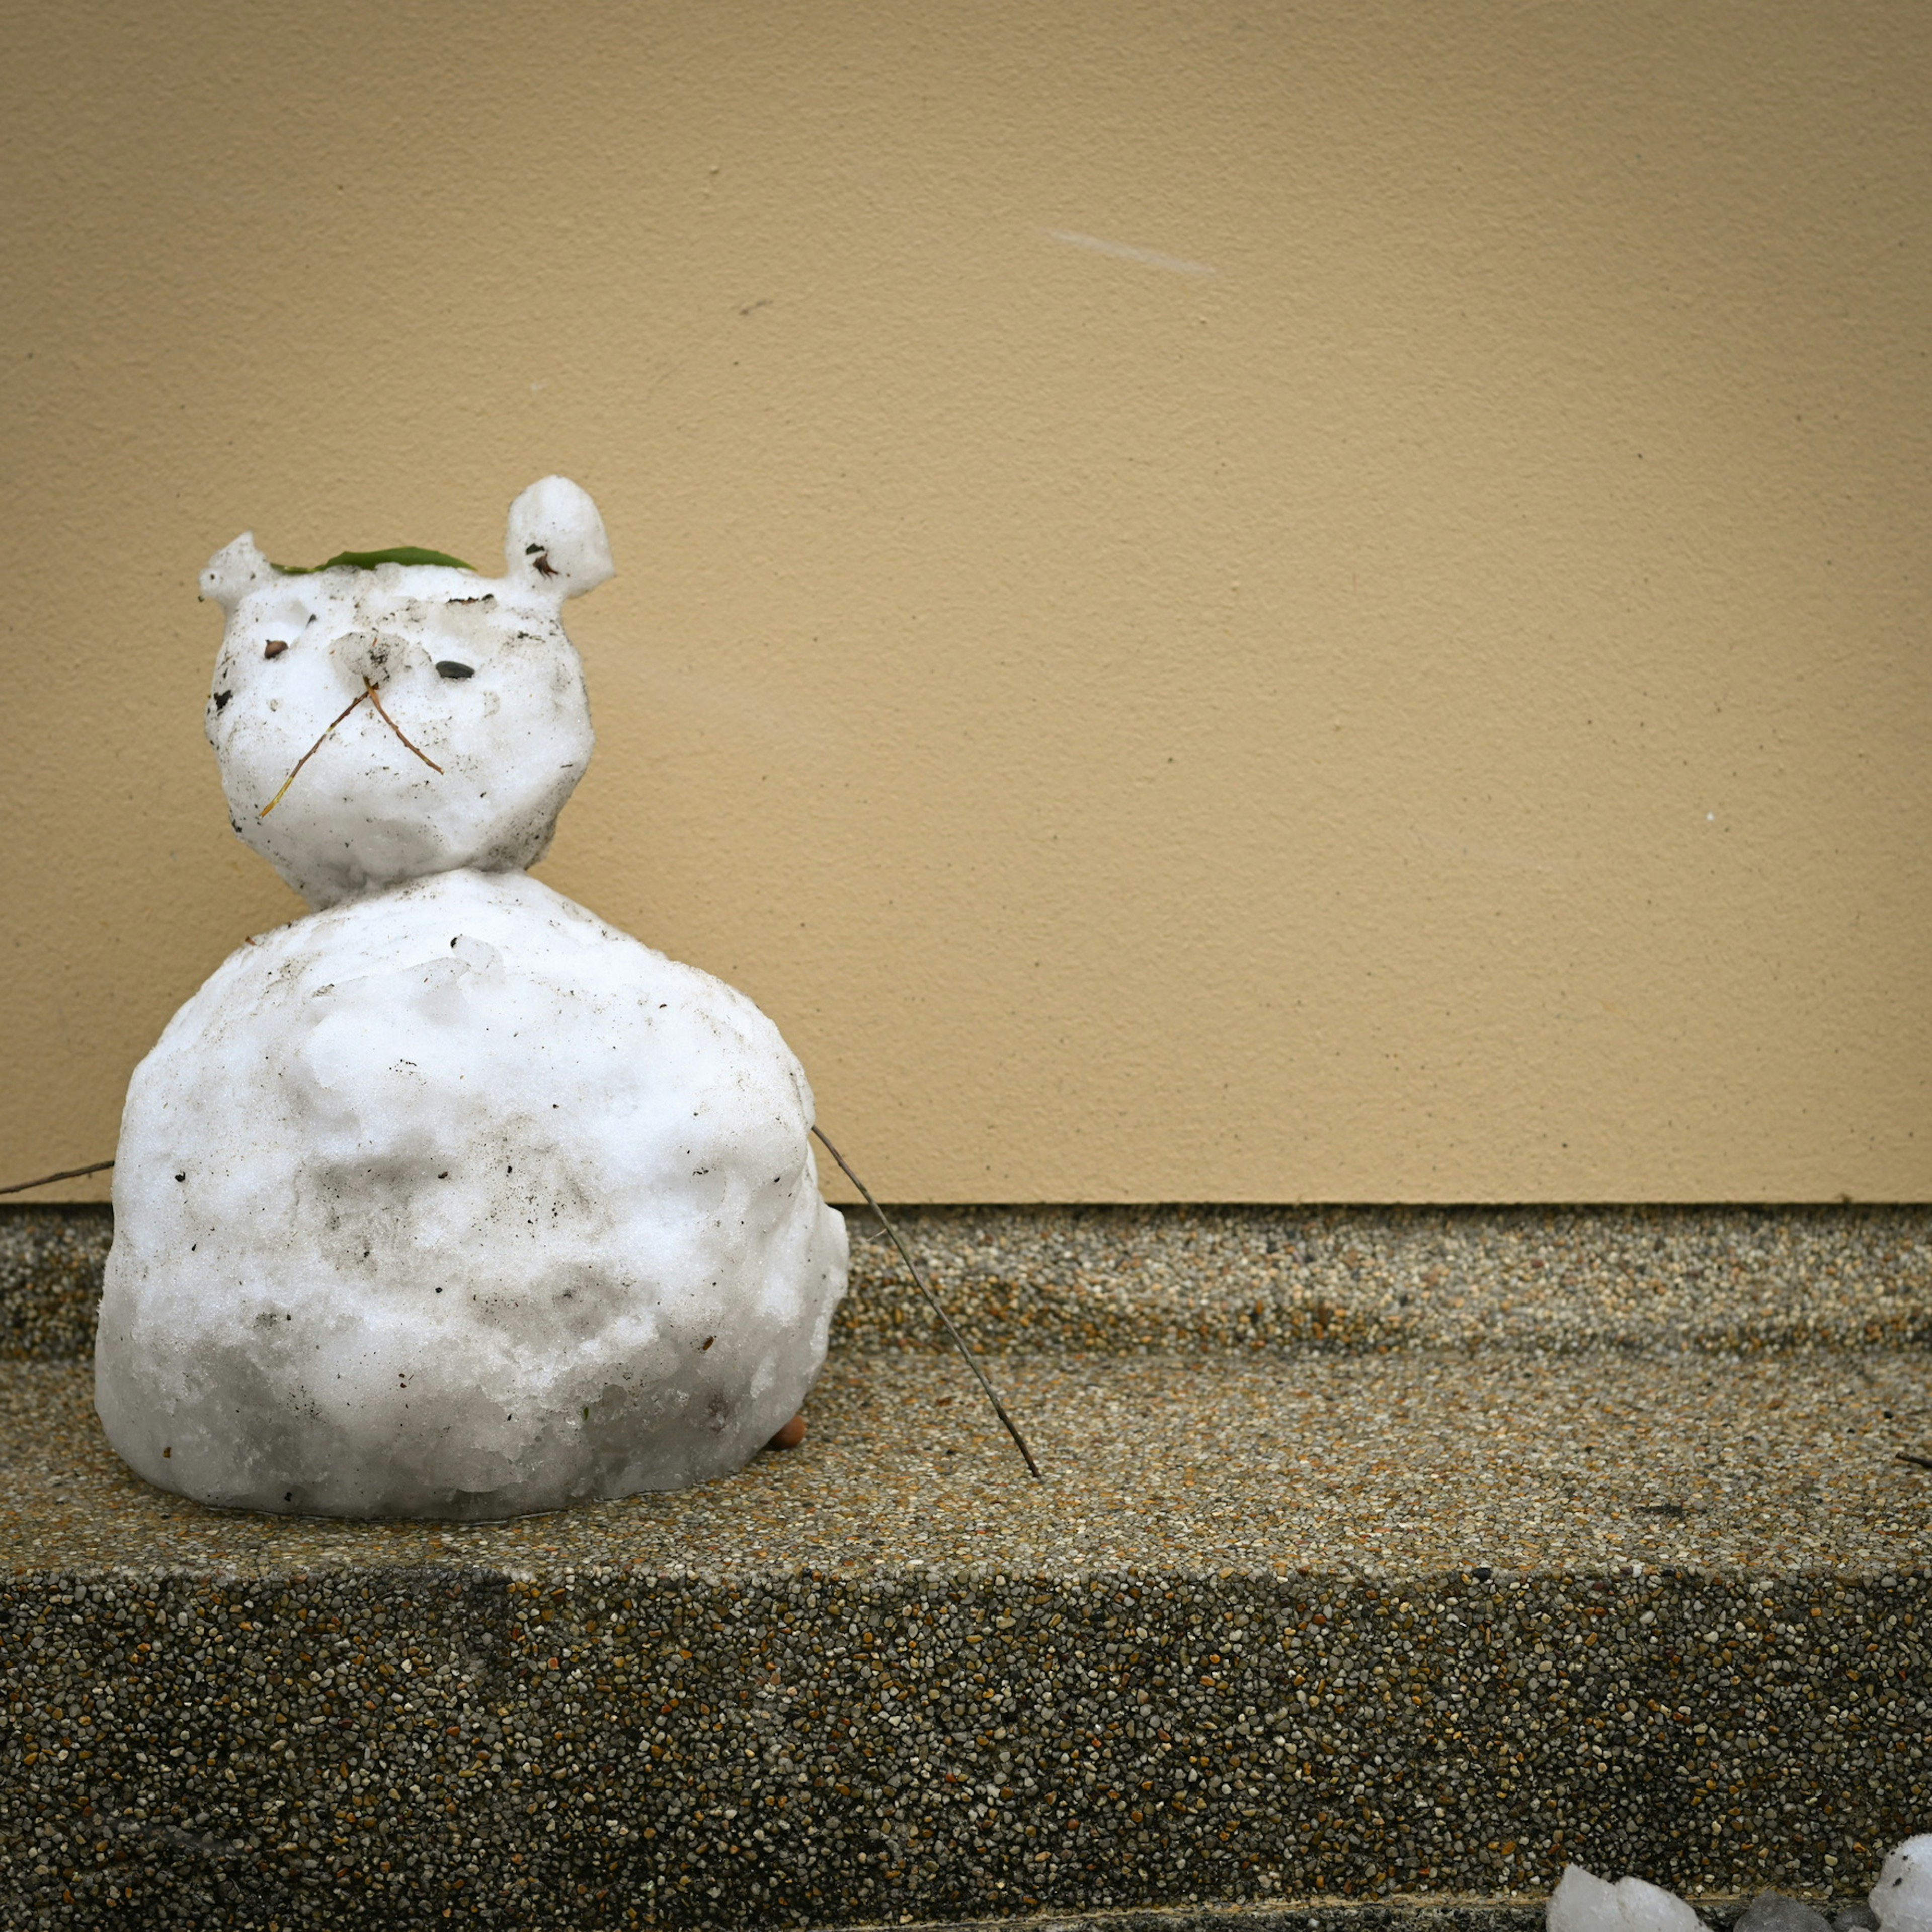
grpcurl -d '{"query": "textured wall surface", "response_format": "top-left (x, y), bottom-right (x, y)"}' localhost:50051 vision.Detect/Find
top-left (4, 1), bottom-right (1929, 1202)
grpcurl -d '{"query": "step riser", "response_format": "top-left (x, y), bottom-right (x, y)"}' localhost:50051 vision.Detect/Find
top-left (5, 1568), bottom-right (1923, 1927)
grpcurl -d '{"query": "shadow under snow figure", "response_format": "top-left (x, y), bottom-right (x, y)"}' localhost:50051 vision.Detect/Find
top-left (95, 478), bottom-right (848, 1518)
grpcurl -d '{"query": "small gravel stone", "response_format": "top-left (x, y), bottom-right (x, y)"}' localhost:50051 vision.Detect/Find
top-left (1739, 1892), bottom-right (1835, 1932)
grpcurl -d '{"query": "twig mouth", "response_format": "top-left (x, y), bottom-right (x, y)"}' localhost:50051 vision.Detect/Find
top-left (363, 682), bottom-right (443, 775)
top-left (258, 679), bottom-right (442, 819)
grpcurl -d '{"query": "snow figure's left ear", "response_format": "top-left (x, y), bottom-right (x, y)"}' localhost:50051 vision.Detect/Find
top-left (200, 532), bottom-right (277, 613)
top-left (504, 476), bottom-right (615, 600)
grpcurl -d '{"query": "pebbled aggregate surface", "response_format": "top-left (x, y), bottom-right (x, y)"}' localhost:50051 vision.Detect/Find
top-left (7, 1203), bottom-right (1931, 1366)
top-left (0, 1211), bottom-right (113, 1365)
top-left (836, 1206), bottom-right (1932, 1359)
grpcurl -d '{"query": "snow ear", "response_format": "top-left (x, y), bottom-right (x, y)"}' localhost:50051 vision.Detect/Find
top-left (201, 532), bottom-right (276, 613)
top-left (504, 476), bottom-right (615, 600)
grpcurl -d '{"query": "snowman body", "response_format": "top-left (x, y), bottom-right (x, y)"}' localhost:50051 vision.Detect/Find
top-left (95, 480), bottom-right (847, 1518)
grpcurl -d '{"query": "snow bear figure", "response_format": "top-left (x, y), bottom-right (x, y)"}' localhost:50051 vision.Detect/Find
top-left (95, 478), bottom-right (848, 1519)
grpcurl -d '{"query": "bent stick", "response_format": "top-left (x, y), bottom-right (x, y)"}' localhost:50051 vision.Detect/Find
top-left (812, 1124), bottom-right (1043, 1482)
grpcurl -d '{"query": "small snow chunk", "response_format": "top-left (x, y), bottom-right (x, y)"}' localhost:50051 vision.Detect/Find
top-left (1873, 1838), bottom-right (1932, 1932)
top-left (1549, 1867), bottom-right (1625, 1932)
top-left (1549, 1866), bottom-right (1701, 1932)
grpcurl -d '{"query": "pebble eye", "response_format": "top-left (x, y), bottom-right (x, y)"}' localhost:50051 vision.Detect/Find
top-left (435, 660), bottom-right (475, 680)
top-left (264, 640), bottom-right (288, 660)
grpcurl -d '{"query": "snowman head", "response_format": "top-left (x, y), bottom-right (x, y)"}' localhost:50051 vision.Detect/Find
top-left (200, 476), bottom-right (615, 910)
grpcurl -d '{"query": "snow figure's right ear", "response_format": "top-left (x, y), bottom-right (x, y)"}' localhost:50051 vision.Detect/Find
top-left (504, 476), bottom-right (615, 601)
top-left (200, 533), bottom-right (276, 613)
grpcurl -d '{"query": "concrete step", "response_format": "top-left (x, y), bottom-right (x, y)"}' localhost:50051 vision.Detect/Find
top-left (837, 1204), bottom-right (1932, 1358)
top-left (4, 1352), bottom-right (1930, 1923)
top-left (9, 1203), bottom-right (1932, 1364)
top-left (2, 1203), bottom-right (1928, 1929)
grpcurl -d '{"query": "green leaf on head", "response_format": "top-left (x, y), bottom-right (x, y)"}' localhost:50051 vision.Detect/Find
top-left (271, 546), bottom-right (477, 575)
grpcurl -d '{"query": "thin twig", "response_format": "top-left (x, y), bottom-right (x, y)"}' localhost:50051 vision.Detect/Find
top-left (813, 1125), bottom-right (1042, 1481)
top-left (259, 687), bottom-right (373, 818)
top-left (363, 682), bottom-right (443, 773)
top-left (1897, 1453), bottom-right (1932, 1473)
top-left (0, 1159), bottom-right (115, 1197)
top-left (259, 678), bottom-right (442, 817)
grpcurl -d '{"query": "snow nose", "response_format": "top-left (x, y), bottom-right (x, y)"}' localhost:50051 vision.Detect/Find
top-left (333, 628), bottom-right (429, 689)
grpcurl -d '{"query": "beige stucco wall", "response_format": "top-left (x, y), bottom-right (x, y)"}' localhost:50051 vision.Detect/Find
top-left (4, 2), bottom-right (1928, 1203)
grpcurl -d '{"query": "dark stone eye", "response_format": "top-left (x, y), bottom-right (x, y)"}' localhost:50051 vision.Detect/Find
top-left (263, 640), bottom-right (288, 660)
top-left (435, 661), bottom-right (475, 680)
top-left (213, 690), bottom-right (232, 711)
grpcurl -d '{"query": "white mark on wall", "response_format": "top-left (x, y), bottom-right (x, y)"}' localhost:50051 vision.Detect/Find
top-left (1044, 229), bottom-right (1217, 277)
